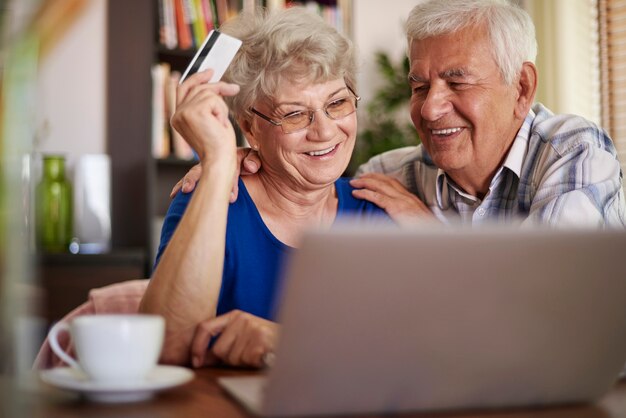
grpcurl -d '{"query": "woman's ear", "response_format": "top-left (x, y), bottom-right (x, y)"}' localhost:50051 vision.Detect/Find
top-left (514, 62), bottom-right (537, 119)
top-left (239, 117), bottom-right (259, 150)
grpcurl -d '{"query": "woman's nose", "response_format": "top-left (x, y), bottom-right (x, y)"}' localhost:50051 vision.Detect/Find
top-left (307, 109), bottom-right (335, 141)
top-left (420, 85), bottom-right (453, 122)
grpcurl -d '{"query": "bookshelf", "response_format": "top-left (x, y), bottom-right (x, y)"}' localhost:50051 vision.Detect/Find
top-left (107, 0), bottom-right (352, 272)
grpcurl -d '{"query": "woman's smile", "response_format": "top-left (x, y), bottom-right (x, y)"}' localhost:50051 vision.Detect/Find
top-left (304, 143), bottom-right (339, 158)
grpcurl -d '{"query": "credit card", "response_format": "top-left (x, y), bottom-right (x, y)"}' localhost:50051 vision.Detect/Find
top-left (179, 30), bottom-right (242, 84)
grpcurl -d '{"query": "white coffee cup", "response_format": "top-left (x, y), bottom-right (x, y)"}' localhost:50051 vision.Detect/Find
top-left (48, 314), bottom-right (165, 382)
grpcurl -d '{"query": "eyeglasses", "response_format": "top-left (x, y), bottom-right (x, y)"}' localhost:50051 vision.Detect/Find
top-left (249, 88), bottom-right (361, 134)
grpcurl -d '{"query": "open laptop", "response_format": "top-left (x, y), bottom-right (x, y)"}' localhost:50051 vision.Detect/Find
top-left (218, 225), bottom-right (626, 417)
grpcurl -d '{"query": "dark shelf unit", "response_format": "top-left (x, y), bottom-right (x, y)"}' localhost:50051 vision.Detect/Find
top-left (107, 0), bottom-right (154, 266)
top-left (36, 250), bottom-right (146, 325)
top-left (106, 0), bottom-right (195, 272)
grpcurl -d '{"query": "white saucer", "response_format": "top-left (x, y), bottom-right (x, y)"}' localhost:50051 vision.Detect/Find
top-left (40, 365), bottom-right (194, 403)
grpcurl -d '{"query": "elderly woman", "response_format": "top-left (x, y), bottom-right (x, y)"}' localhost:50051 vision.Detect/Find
top-left (139, 7), bottom-right (387, 369)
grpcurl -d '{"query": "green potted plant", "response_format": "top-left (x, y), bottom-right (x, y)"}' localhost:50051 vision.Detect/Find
top-left (349, 52), bottom-right (420, 174)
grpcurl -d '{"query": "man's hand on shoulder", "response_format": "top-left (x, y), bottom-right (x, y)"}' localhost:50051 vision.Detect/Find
top-left (350, 173), bottom-right (436, 225)
top-left (169, 148), bottom-right (262, 202)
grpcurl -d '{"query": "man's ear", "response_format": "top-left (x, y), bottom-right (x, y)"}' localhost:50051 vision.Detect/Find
top-left (514, 62), bottom-right (537, 119)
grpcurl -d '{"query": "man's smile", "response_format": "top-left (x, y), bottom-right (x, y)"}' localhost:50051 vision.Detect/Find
top-left (431, 127), bottom-right (462, 136)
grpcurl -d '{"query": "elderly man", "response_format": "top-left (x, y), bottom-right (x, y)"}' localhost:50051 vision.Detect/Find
top-left (350, 0), bottom-right (625, 227)
top-left (173, 0), bottom-right (626, 227)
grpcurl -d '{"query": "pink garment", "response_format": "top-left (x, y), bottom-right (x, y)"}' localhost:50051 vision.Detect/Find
top-left (33, 279), bottom-right (149, 370)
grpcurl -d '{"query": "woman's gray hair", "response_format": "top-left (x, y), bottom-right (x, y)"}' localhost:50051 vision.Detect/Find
top-left (405, 0), bottom-right (537, 85)
top-left (219, 7), bottom-right (356, 121)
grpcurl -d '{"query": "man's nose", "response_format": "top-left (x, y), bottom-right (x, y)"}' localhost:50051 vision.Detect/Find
top-left (420, 85), bottom-right (453, 121)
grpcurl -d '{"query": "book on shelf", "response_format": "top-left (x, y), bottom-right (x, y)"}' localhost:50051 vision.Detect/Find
top-left (284, 1), bottom-right (351, 36)
top-left (182, 0), bottom-right (198, 48)
top-left (337, 0), bottom-right (352, 35)
top-left (266, 0), bottom-right (286, 10)
top-left (215, 0), bottom-right (229, 25)
top-left (185, 0), bottom-right (210, 48)
top-left (151, 63), bottom-right (171, 159)
top-left (242, 0), bottom-right (253, 13)
top-left (215, 0), bottom-right (253, 25)
top-left (174, 0), bottom-right (193, 50)
top-left (151, 63), bottom-right (196, 161)
top-left (201, 0), bottom-right (216, 32)
top-left (161, 0), bottom-right (223, 50)
top-left (168, 72), bottom-right (196, 160)
top-left (242, 0), bottom-right (262, 13)
top-left (158, 0), bottom-right (178, 49)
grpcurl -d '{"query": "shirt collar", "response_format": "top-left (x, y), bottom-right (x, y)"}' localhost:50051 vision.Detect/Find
top-left (501, 108), bottom-right (535, 178)
top-left (436, 169), bottom-right (479, 208)
top-left (435, 169), bottom-right (449, 209)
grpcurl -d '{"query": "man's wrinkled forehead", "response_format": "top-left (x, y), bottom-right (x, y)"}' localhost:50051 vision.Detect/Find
top-left (408, 28), bottom-right (480, 60)
top-left (407, 20), bottom-right (490, 54)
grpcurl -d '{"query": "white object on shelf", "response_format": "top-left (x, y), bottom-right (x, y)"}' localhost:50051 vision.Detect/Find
top-left (73, 153), bottom-right (111, 253)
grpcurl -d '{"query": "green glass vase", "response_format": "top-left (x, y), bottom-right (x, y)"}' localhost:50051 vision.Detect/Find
top-left (36, 155), bottom-right (73, 252)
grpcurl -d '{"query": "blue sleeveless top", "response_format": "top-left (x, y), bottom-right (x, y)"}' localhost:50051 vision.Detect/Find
top-left (155, 177), bottom-right (388, 320)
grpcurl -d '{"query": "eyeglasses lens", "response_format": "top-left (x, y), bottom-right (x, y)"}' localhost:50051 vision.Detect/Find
top-left (281, 96), bottom-right (358, 133)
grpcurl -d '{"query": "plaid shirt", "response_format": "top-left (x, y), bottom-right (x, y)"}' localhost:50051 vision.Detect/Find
top-left (357, 103), bottom-right (626, 227)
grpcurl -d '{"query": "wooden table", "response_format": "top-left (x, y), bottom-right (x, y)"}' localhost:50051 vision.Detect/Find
top-left (15, 368), bottom-right (626, 418)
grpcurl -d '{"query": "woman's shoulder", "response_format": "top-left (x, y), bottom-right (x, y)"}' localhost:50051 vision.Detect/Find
top-left (335, 177), bottom-right (352, 189)
top-left (232, 176), bottom-right (254, 207)
top-left (335, 177), bottom-right (359, 199)
top-left (167, 188), bottom-right (194, 216)
top-left (335, 177), bottom-right (387, 216)
top-left (334, 176), bottom-right (370, 195)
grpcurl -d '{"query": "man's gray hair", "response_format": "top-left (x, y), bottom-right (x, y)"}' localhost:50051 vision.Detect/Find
top-left (219, 7), bottom-right (356, 121)
top-left (405, 0), bottom-right (537, 85)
